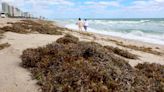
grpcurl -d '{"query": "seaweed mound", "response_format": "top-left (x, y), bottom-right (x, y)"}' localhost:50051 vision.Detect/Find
top-left (116, 42), bottom-right (161, 55)
top-left (0, 43), bottom-right (10, 50)
top-left (135, 63), bottom-right (164, 92)
top-left (104, 46), bottom-right (138, 59)
top-left (21, 35), bottom-right (164, 92)
top-left (0, 20), bottom-right (63, 35)
top-left (56, 34), bottom-right (79, 44)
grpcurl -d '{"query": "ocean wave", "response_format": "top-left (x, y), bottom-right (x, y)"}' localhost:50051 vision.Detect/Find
top-left (127, 30), bottom-right (145, 36)
top-left (65, 24), bottom-right (164, 45)
top-left (88, 20), bottom-right (152, 25)
top-left (139, 20), bottom-right (150, 23)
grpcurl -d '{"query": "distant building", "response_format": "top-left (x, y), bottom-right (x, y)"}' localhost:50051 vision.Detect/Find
top-left (21, 12), bottom-right (25, 17)
top-left (1, 2), bottom-right (14, 17)
top-left (14, 8), bottom-right (21, 17)
top-left (1, 2), bottom-right (21, 17)
top-left (1, 2), bottom-right (44, 19)
top-left (11, 6), bottom-right (14, 16)
top-left (0, 2), bottom-right (1, 10)
top-left (2, 2), bottom-right (9, 15)
top-left (24, 12), bottom-right (30, 18)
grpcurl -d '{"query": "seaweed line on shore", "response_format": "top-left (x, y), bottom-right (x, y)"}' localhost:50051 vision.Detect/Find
top-left (0, 20), bottom-right (66, 35)
top-left (104, 38), bottom-right (162, 55)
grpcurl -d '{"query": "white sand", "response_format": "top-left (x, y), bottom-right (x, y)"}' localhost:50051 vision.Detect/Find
top-left (0, 32), bottom-right (63, 92)
top-left (0, 18), bottom-right (164, 92)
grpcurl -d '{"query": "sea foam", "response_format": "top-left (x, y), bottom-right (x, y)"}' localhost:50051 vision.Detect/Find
top-left (65, 23), bottom-right (164, 45)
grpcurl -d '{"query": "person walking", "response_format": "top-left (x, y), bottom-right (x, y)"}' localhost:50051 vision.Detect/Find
top-left (76, 18), bottom-right (84, 31)
top-left (84, 19), bottom-right (88, 31)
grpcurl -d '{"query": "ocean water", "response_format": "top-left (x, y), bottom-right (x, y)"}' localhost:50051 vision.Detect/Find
top-left (54, 18), bottom-right (164, 45)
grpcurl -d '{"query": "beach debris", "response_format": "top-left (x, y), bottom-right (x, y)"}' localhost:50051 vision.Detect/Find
top-left (0, 20), bottom-right (64, 35)
top-left (104, 46), bottom-right (138, 59)
top-left (0, 24), bottom-right (27, 33)
top-left (104, 38), bottom-right (162, 55)
top-left (0, 43), bottom-right (10, 50)
top-left (117, 43), bottom-right (162, 55)
top-left (156, 47), bottom-right (160, 49)
top-left (135, 63), bottom-right (164, 92)
top-left (56, 34), bottom-right (79, 44)
top-left (0, 29), bottom-right (5, 39)
top-left (0, 29), bottom-right (5, 34)
top-left (78, 31), bottom-right (93, 36)
top-left (21, 35), bottom-right (164, 92)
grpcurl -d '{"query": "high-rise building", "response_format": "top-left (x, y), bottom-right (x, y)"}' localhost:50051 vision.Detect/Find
top-left (24, 12), bottom-right (31, 18)
top-left (1, 2), bottom-right (41, 19)
top-left (2, 2), bottom-right (9, 14)
top-left (14, 8), bottom-right (19, 16)
top-left (0, 2), bottom-right (2, 12)
top-left (11, 6), bottom-right (14, 16)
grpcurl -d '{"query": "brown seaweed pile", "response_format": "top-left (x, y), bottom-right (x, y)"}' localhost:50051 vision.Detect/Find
top-left (0, 29), bottom-right (5, 34)
top-left (104, 38), bottom-right (161, 55)
top-left (0, 20), bottom-right (64, 35)
top-left (0, 43), bottom-right (10, 50)
top-left (104, 46), bottom-right (138, 59)
top-left (135, 63), bottom-right (164, 92)
top-left (56, 34), bottom-right (79, 44)
top-left (0, 29), bottom-right (5, 39)
top-left (21, 35), bottom-right (164, 92)
top-left (116, 42), bottom-right (162, 55)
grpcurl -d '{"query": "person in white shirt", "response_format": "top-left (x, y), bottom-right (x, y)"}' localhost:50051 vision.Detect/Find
top-left (84, 19), bottom-right (88, 31)
top-left (76, 18), bottom-right (84, 31)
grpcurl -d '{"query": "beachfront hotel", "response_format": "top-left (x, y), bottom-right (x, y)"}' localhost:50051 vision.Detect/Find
top-left (0, 2), bottom-right (33, 18)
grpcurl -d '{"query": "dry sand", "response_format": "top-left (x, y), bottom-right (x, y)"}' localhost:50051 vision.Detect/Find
top-left (0, 32), bottom-right (63, 92)
top-left (0, 18), bottom-right (63, 92)
top-left (0, 18), bottom-right (164, 92)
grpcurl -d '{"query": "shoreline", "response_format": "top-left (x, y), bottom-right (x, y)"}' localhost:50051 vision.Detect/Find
top-left (62, 19), bottom-right (164, 46)
top-left (0, 18), bottom-right (164, 65)
top-left (0, 18), bottom-right (164, 92)
top-left (55, 19), bottom-right (164, 49)
top-left (60, 24), bottom-right (164, 50)
top-left (87, 30), bottom-right (164, 49)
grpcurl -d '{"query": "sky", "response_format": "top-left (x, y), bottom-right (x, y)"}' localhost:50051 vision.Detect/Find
top-left (0, 0), bottom-right (164, 19)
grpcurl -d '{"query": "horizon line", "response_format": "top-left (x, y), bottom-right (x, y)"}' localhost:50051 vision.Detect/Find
top-left (53, 17), bottom-right (164, 19)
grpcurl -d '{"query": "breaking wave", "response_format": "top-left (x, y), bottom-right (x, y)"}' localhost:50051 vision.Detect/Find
top-left (56, 19), bottom-right (164, 45)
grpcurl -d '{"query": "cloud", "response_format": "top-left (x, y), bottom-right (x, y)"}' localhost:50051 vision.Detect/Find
top-left (85, 1), bottom-right (120, 7)
top-left (0, 0), bottom-right (75, 18)
top-left (0, 0), bottom-right (164, 18)
top-left (125, 0), bottom-right (164, 11)
top-left (78, 0), bottom-right (164, 18)
top-left (0, 0), bottom-right (74, 6)
top-left (31, 0), bottom-right (74, 6)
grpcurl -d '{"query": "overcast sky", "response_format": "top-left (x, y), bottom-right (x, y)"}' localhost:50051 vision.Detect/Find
top-left (0, 0), bottom-right (164, 19)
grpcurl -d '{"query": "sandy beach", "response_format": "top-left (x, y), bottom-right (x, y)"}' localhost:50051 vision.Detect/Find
top-left (0, 18), bottom-right (164, 92)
